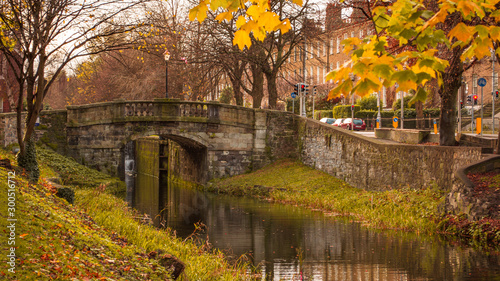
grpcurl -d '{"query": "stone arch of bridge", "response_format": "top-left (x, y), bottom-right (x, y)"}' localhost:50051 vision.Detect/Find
top-left (158, 133), bottom-right (209, 185)
top-left (122, 130), bottom-right (209, 184)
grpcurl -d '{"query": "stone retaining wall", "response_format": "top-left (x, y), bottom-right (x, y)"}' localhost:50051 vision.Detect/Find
top-left (444, 155), bottom-right (500, 220)
top-left (299, 118), bottom-right (483, 191)
top-left (0, 110), bottom-right (67, 154)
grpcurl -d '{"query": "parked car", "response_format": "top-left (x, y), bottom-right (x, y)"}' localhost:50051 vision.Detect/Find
top-left (320, 118), bottom-right (336, 125)
top-left (341, 118), bottom-right (366, 130)
top-left (332, 118), bottom-right (344, 127)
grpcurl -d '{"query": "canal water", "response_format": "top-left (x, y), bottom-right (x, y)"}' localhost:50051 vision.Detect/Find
top-left (146, 182), bottom-right (500, 281)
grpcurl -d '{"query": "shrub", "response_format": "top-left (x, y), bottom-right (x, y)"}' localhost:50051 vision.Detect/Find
top-left (355, 110), bottom-right (376, 119)
top-left (356, 96), bottom-right (378, 111)
top-left (219, 87), bottom-right (233, 104)
top-left (333, 105), bottom-right (361, 118)
top-left (314, 110), bottom-right (333, 120)
top-left (424, 108), bottom-right (441, 117)
top-left (56, 187), bottom-right (75, 204)
top-left (393, 96), bottom-right (416, 110)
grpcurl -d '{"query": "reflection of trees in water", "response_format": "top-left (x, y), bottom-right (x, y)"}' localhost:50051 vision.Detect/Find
top-left (159, 182), bottom-right (500, 280)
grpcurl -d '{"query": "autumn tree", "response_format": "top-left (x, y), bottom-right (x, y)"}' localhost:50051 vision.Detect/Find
top-left (251, 0), bottom-right (315, 109)
top-left (326, 0), bottom-right (500, 146)
top-left (0, 0), bottom-right (149, 181)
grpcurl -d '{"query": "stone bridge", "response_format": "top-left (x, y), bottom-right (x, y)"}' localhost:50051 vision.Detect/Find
top-left (0, 99), bottom-right (485, 192)
top-left (33, 99), bottom-right (297, 184)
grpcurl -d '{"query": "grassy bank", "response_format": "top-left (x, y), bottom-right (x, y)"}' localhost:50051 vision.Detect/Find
top-left (0, 147), bottom-right (254, 280)
top-left (205, 159), bottom-right (444, 234)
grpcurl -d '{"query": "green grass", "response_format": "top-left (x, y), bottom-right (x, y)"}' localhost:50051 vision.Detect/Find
top-left (205, 159), bottom-right (444, 234)
top-left (0, 147), bottom-right (255, 280)
top-left (36, 147), bottom-right (125, 197)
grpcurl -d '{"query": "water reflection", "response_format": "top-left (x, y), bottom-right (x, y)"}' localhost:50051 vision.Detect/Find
top-left (136, 181), bottom-right (500, 280)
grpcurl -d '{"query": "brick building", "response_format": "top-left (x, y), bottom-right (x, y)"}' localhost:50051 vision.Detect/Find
top-left (279, 3), bottom-right (393, 108)
top-left (0, 54), bottom-right (17, 113)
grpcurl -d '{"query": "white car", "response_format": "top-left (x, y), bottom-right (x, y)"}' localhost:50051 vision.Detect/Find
top-left (320, 118), bottom-right (336, 125)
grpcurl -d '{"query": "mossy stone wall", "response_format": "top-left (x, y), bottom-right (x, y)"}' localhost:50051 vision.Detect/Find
top-left (0, 110), bottom-right (67, 153)
top-left (299, 118), bottom-right (482, 191)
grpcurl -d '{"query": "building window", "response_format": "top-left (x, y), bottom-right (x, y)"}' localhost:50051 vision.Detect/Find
top-left (317, 66), bottom-right (320, 84)
top-left (323, 42), bottom-right (327, 56)
top-left (351, 31), bottom-right (354, 38)
top-left (330, 38), bottom-right (334, 55)
top-left (311, 43), bottom-right (314, 59)
top-left (310, 66), bottom-right (313, 83)
top-left (336, 37), bottom-right (340, 53)
top-left (318, 41), bottom-right (321, 57)
top-left (359, 29), bottom-right (364, 39)
top-left (337, 61), bottom-right (340, 69)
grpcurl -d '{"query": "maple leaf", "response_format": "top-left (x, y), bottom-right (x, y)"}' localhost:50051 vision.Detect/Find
top-left (233, 30), bottom-right (251, 50)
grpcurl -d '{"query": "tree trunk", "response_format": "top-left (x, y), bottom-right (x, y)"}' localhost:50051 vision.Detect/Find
top-left (251, 65), bottom-right (264, 109)
top-left (232, 62), bottom-right (246, 106)
top-left (265, 71), bottom-right (278, 109)
top-left (439, 86), bottom-right (458, 146)
top-left (439, 47), bottom-right (463, 146)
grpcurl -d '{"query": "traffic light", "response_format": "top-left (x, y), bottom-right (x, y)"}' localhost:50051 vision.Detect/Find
top-left (294, 84), bottom-right (299, 93)
top-left (496, 91), bottom-right (499, 98)
top-left (300, 84), bottom-right (305, 94)
top-left (351, 104), bottom-right (355, 111)
top-left (460, 100), bottom-right (463, 108)
top-left (467, 95), bottom-right (472, 103)
top-left (473, 94), bottom-right (478, 105)
top-left (313, 86), bottom-right (317, 95)
top-left (303, 84), bottom-right (309, 95)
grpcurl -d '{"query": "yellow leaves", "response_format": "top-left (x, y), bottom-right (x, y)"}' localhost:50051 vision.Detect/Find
top-left (215, 11), bottom-right (233, 22)
top-left (259, 12), bottom-right (283, 30)
top-left (490, 26), bottom-right (500, 41)
top-left (457, 0), bottom-right (483, 19)
top-left (190, 0), bottom-right (292, 49)
top-left (422, 9), bottom-right (447, 30)
top-left (448, 22), bottom-right (473, 43)
top-left (472, 36), bottom-right (492, 59)
top-left (189, 0), bottom-right (209, 22)
top-left (233, 30), bottom-right (252, 50)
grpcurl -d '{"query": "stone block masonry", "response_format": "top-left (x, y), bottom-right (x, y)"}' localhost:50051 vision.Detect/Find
top-left (299, 118), bottom-right (482, 191)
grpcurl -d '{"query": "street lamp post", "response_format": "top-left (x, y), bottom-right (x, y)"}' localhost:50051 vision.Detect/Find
top-left (164, 50), bottom-right (170, 98)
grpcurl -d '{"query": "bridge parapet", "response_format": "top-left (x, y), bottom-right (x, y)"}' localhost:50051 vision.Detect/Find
top-left (125, 102), bottom-right (154, 117)
top-left (66, 99), bottom-right (231, 126)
